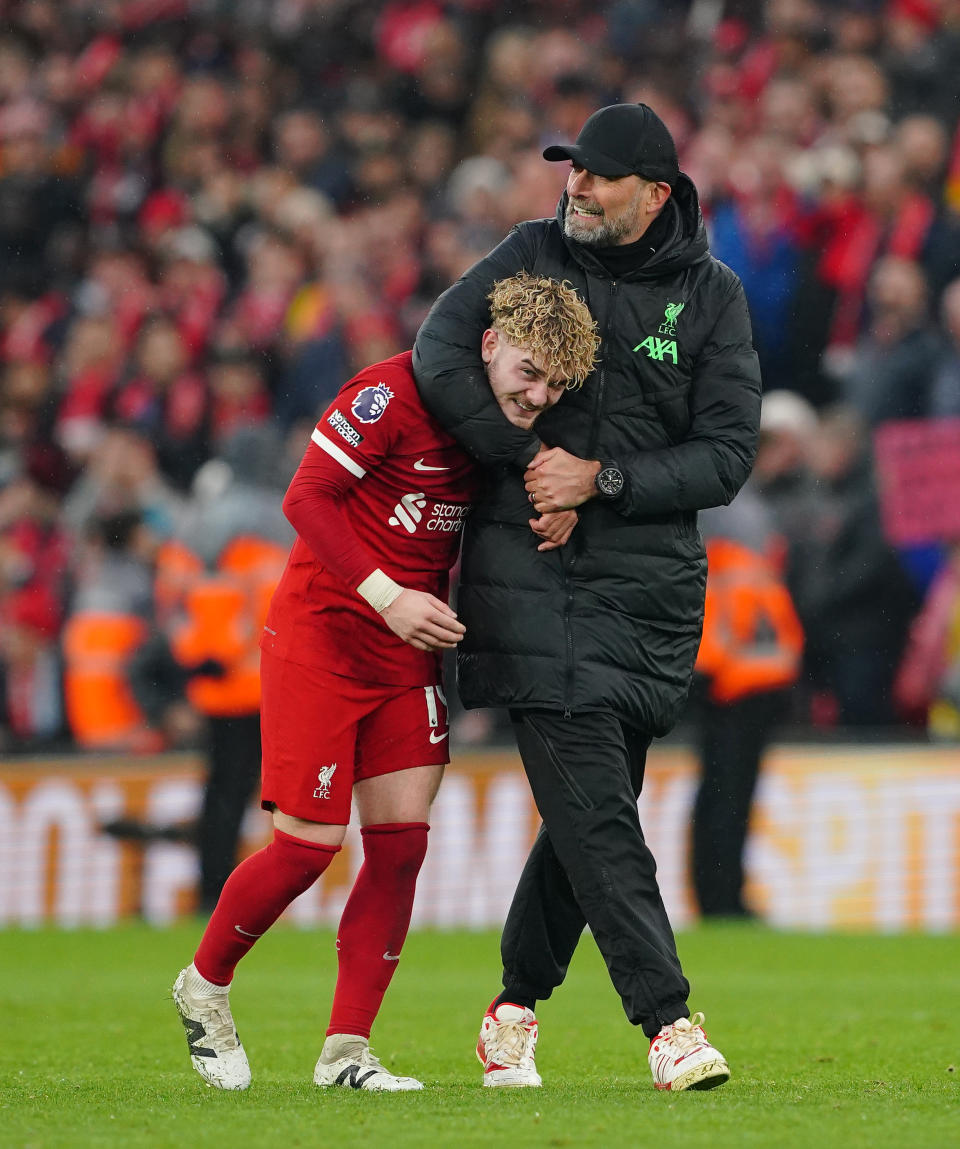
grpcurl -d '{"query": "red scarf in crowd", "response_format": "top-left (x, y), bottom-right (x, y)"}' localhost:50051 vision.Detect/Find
top-left (819, 191), bottom-right (934, 350)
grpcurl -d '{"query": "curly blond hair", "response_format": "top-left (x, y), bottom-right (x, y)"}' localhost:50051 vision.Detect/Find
top-left (487, 272), bottom-right (599, 390)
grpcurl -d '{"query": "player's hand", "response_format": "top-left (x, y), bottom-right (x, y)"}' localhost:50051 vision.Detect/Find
top-left (381, 589), bottom-right (466, 651)
top-left (529, 509), bottom-right (579, 551)
top-left (525, 447), bottom-right (602, 511)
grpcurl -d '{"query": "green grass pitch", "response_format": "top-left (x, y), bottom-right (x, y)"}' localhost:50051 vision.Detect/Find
top-left (1, 923), bottom-right (957, 1148)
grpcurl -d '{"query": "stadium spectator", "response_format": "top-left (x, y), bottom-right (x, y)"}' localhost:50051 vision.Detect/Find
top-left (928, 277), bottom-right (960, 416)
top-left (793, 404), bottom-right (919, 726)
top-left (836, 255), bottom-right (942, 425)
top-left (272, 108), bottom-right (353, 208)
top-left (894, 540), bottom-right (960, 738)
top-left (708, 133), bottom-right (803, 388)
top-left (413, 101), bottom-right (756, 1093)
top-left (111, 314), bottom-right (211, 489)
top-left (0, 579), bottom-right (62, 749)
top-left (0, 444), bottom-right (72, 749)
top-left (894, 112), bottom-right (951, 199)
top-left (750, 390), bottom-right (822, 550)
top-left (60, 422), bottom-right (185, 540)
top-left (0, 92), bottom-right (83, 295)
top-left (204, 348), bottom-right (272, 446)
top-left (171, 272), bottom-right (599, 1093)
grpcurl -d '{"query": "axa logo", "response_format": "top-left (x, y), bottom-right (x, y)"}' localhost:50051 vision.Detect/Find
top-left (634, 300), bottom-right (684, 363)
top-left (633, 335), bottom-right (678, 364)
top-left (389, 492), bottom-right (427, 534)
top-left (313, 763), bottom-right (337, 799)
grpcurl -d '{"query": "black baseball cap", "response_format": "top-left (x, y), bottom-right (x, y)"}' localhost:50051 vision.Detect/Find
top-left (543, 103), bottom-right (680, 187)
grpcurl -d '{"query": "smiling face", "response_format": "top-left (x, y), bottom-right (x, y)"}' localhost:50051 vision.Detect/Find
top-left (481, 328), bottom-right (567, 428)
top-left (563, 164), bottom-right (670, 246)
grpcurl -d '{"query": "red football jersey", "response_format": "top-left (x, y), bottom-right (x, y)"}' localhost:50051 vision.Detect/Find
top-left (262, 352), bottom-right (477, 685)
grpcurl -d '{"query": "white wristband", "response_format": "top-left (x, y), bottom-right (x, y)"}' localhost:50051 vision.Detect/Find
top-left (356, 569), bottom-right (404, 614)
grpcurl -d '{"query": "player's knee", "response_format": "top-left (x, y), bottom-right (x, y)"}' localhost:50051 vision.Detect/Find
top-left (361, 822), bottom-right (429, 879)
top-left (272, 807), bottom-right (346, 848)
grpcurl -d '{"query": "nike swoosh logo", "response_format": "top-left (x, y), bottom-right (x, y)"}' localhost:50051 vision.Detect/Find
top-left (234, 925), bottom-right (262, 939)
top-left (429, 730), bottom-right (449, 744)
top-left (413, 459), bottom-right (449, 471)
top-left (383, 951), bottom-right (401, 961)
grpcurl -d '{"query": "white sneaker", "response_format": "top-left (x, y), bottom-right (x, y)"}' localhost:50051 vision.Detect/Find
top-left (648, 1012), bottom-right (729, 1092)
top-left (476, 1001), bottom-right (542, 1087)
top-left (172, 967), bottom-right (251, 1090)
top-left (314, 1035), bottom-right (423, 1091)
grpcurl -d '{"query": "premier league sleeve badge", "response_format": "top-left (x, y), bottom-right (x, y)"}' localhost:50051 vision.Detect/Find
top-left (351, 382), bottom-right (395, 424)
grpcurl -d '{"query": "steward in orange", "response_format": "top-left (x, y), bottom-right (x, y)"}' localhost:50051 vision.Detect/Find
top-left (158, 533), bottom-right (287, 910)
top-left (63, 610), bottom-right (162, 751)
top-left (696, 538), bottom-right (803, 704)
top-left (62, 510), bottom-right (166, 753)
top-left (689, 483), bottom-right (803, 918)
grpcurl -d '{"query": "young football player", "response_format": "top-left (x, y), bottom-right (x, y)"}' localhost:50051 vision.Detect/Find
top-left (172, 272), bottom-right (599, 1091)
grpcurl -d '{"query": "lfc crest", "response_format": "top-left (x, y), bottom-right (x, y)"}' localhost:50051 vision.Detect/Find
top-left (313, 763), bottom-right (338, 799)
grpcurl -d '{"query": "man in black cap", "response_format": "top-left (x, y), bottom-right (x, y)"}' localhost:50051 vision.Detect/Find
top-left (413, 103), bottom-right (761, 1092)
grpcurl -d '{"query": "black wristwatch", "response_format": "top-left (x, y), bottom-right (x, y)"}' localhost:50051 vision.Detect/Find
top-left (595, 461), bottom-right (625, 499)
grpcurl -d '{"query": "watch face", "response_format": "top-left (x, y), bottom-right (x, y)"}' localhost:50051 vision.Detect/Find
top-left (597, 466), bottom-right (624, 497)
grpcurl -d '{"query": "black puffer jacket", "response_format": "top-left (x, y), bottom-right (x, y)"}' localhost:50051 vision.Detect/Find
top-left (413, 177), bottom-right (761, 734)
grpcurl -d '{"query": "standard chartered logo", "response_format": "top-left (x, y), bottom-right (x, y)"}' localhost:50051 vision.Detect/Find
top-left (389, 492), bottom-right (428, 534)
top-left (388, 493), bottom-right (469, 535)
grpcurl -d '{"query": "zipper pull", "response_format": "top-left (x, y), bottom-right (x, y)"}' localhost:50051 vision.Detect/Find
top-left (563, 707), bottom-right (572, 719)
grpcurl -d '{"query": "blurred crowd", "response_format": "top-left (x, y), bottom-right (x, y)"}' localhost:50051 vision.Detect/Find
top-left (2, 0), bottom-right (960, 753)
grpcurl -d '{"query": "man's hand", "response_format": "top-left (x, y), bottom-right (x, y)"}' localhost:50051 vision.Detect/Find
top-left (529, 509), bottom-right (579, 551)
top-left (162, 700), bottom-right (205, 748)
top-left (381, 589), bottom-right (466, 651)
top-left (525, 447), bottom-right (602, 512)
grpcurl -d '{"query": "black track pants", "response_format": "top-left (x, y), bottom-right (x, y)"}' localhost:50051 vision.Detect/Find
top-left (501, 710), bottom-right (689, 1038)
top-left (199, 712), bottom-right (262, 911)
top-left (691, 687), bottom-right (786, 916)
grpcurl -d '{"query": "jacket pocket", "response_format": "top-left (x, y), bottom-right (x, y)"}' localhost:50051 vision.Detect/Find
top-left (605, 378), bottom-right (691, 444)
top-left (652, 385), bottom-right (691, 444)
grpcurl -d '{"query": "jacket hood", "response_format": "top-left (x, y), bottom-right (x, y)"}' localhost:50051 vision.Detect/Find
top-left (555, 172), bottom-right (708, 280)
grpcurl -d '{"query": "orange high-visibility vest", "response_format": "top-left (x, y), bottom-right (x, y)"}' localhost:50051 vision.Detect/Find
top-left (61, 612), bottom-right (163, 750)
top-left (154, 539), bottom-right (205, 625)
top-left (695, 538), bottom-right (804, 703)
top-left (168, 536), bottom-right (287, 717)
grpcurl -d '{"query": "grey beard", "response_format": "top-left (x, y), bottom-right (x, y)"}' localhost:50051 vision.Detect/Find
top-left (564, 201), bottom-right (633, 246)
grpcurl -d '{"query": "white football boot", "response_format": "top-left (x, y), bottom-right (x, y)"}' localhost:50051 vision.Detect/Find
top-left (172, 966), bottom-right (251, 1090)
top-left (476, 1001), bottom-right (542, 1087)
top-left (648, 1012), bottom-right (729, 1092)
top-left (314, 1034), bottom-right (423, 1091)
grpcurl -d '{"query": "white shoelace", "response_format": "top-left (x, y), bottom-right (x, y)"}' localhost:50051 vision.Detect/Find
top-left (322, 1040), bottom-right (389, 1072)
top-left (667, 1012), bottom-right (708, 1052)
top-left (490, 1020), bottom-right (534, 1067)
top-left (188, 994), bottom-right (240, 1050)
top-left (356, 1046), bottom-right (387, 1071)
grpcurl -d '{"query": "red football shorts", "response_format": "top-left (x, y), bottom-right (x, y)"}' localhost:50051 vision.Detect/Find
top-left (259, 649), bottom-right (450, 824)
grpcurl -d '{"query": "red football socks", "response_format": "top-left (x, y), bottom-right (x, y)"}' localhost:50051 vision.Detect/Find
top-left (326, 822), bottom-right (429, 1038)
top-left (194, 828), bottom-right (339, 985)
